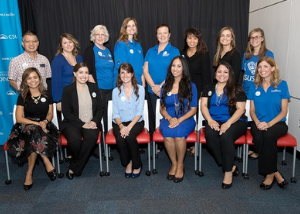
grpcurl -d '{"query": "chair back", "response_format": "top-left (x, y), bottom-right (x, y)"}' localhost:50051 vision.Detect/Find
top-left (197, 99), bottom-right (205, 130)
top-left (155, 99), bottom-right (163, 128)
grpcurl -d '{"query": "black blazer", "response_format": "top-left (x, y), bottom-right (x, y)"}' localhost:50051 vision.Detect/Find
top-left (60, 81), bottom-right (104, 131)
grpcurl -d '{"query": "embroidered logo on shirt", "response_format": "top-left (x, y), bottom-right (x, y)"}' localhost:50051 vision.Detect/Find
top-left (271, 89), bottom-right (281, 93)
top-left (167, 92), bottom-right (172, 96)
top-left (162, 51), bottom-right (169, 57)
top-left (41, 97), bottom-right (46, 102)
top-left (255, 91), bottom-right (261, 96)
top-left (208, 91), bottom-right (212, 96)
top-left (98, 51), bottom-right (103, 57)
top-left (130, 49), bottom-right (134, 54)
top-left (121, 96), bottom-right (126, 101)
top-left (92, 92), bottom-right (97, 97)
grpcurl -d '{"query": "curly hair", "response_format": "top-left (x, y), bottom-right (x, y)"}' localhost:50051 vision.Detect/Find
top-left (213, 61), bottom-right (245, 114)
top-left (20, 67), bottom-right (47, 105)
top-left (116, 63), bottom-right (139, 100)
top-left (90, 25), bottom-right (109, 43)
top-left (182, 27), bottom-right (208, 56)
top-left (254, 57), bottom-right (281, 88)
top-left (117, 17), bottom-right (138, 46)
top-left (55, 33), bottom-right (80, 56)
top-left (245, 28), bottom-right (267, 60)
top-left (213, 26), bottom-right (236, 67)
top-left (161, 56), bottom-right (192, 114)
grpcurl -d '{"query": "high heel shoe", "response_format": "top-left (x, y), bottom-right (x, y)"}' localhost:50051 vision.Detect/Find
top-left (260, 182), bottom-right (273, 190)
top-left (222, 182), bottom-right (232, 189)
top-left (47, 169), bottom-right (57, 181)
top-left (23, 183), bottom-right (33, 190)
top-left (173, 167), bottom-right (185, 183)
top-left (125, 172), bottom-right (132, 178)
top-left (66, 170), bottom-right (74, 180)
top-left (167, 174), bottom-right (175, 180)
top-left (132, 163), bottom-right (142, 178)
top-left (232, 165), bottom-right (239, 177)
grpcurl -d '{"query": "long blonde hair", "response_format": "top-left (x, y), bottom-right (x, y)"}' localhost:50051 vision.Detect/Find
top-left (254, 57), bottom-right (281, 88)
top-left (117, 17), bottom-right (138, 46)
top-left (56, 33), bottom-right (80, 56)
top-left (213, 26), bottom-right (236, 67)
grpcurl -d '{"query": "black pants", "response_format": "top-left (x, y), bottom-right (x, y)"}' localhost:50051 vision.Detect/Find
top-left (251, 121), bottom-right (288, 175)
top-left (205, 120), bottom-right (247, 172)
top-left (112, 121), bottom-right (144, 169)
top-left (62, 124), bottom-right (99, 175)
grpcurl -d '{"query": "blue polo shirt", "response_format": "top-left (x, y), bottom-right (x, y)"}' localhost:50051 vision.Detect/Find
top-left (145, 43), bottom-right (180, 94)
top-left (242, 50), bottom-right (274, 95)
top-left (112, 85), bottom-right (145, 123)
top-left (248, 80), bottom-right (290, 122)
top-left (114, 40), bottom-right (144, 86)
top-left (93, 45), bottom-right (114, 89)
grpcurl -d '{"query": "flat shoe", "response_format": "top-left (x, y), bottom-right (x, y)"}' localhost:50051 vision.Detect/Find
top-left (125, 172), bottom-right (132, 178)
top-left (278, 179), bottom-right (288, 189)
top-left (47, 169), bottom-right (57, 181)
top-left (260, 182), bottom-right (273, 190)
top-left (66, 170), bottom-right (74, 180)
top-left (167, 174), bottom-right (175, 180)
top-left (23, 183), bottom-right (33, 190)
top-left (222, 182), bottom-right (232, 189)
top-left (173, 176), bottom-right (184, 183)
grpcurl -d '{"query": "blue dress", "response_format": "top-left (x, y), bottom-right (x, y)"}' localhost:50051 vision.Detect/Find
top-left (159, 83), bottom-right (197, 138)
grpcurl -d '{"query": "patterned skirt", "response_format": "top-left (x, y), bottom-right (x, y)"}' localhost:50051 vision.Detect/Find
top-left (7, 120), bottom-right (59, 159)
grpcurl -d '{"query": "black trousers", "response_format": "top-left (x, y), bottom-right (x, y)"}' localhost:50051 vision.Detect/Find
top-left (62, 124), bottom-right (99, 175)
top-left (205, 120), bottom-right (247, 172)
top-left (112, 121), bottom-right (144, 169)
top-left (251, 121), bottom-right (288, 175)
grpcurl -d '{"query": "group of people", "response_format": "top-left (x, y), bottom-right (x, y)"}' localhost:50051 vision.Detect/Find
top-left (6, 17), bottom-right (290, 191)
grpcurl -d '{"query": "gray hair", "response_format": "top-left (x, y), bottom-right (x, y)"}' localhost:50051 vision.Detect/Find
top-left (90, 25), bottom-right (109, 43)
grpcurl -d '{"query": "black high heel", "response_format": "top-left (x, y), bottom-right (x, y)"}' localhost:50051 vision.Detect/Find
top-left (23, 183), bottom-right (33, 190)
top-left (232, 165), bottom-right (239, 177)
top-left (222, 182), bottom-right (232, 189)
top-left (47, 169), bottom-right (57, 181)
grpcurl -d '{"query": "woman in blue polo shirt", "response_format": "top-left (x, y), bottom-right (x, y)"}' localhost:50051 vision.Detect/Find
top-left (201, 61), bottom-right (247, 189)
top-left (242, 28), bottom-right (274, 160)
top-left (114, 17), bottom-right (144, 87)
top-left (143, 24), bottom-right (180, 116)
top-left (112, 63), bottom-right (145, 178)
top-left (248, 57), bottom-right (290, 190)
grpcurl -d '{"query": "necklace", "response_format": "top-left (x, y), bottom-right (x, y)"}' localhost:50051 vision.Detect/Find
top-left (215, 84), bottom-right (224, 106)
top-left (32, 95), bottom-right (41, 104)
top-left (62, 52), bottom-right (76, 66)
top-left (174, 94), bottom-right (179, 118)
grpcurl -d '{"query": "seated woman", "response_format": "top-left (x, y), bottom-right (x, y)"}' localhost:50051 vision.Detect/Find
top-left (61, 62), bottom-right (103, 179)
top-left (159, 56), bottom-right (197, 183)
top-left (248, 57), bottom-right (289, 190)
top-left (7, 67), bottom-right (59, 190)
top-left (112, 63), bottom-right (145, 178)
top-left (201, 61), bottom-right (247, 189)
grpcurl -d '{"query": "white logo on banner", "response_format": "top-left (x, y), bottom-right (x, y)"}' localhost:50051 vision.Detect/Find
top-left (0, 132), bottom-right (3, 136)
top-left (0, 34), bottom-right (18, 39)
top-left (0, 77), bottom-right (9, 82)
top-left (0, 111), bottom-right (3, 116)
top-left (0, 13), bottom-right (15, 16)
top-left (6, 91), bottom-right (16, 95)
top-left (1, 57), bottom-right (13, 61)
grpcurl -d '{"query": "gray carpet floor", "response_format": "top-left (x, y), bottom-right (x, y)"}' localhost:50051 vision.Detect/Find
top-left (1, 145), bottom-right (300, 214)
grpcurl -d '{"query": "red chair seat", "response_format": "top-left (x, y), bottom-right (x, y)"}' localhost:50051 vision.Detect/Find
top-left (105, 128), bottom-right (150, 145)
top-left (153, 127), bottom-right (197, 143)
top-left (199, 127), bottom-right (245, 144)
top-left (4, 142), bottom-right (8, 151)
top-left (246, 129), bottom-right (297, 147)
top-left (60, 132), bottom-right (101, 146)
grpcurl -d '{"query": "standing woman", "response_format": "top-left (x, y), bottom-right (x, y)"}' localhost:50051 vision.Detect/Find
top-left (248, 57), bottom-right (289, 190)
top-left (83, 25), bottom-right (114, 134)
top-left (201, 61), bottom-right (247, 189)
top-left (51, 33), bottom-right (83, 111)
top-left (160, 56), bottom-right (197, 183)
top-left (242, 28), bottom-right (274, 96)
top-left (213, 27), bottom-right (242, 84)
top-left (112, 63), bottom-right (145, 178)
top-left (144, 24), bottom-right (180, 115)
top-left (181, 27), bottom-right (211, 99)
top-left (114, 17), bottom-right (144, 87)
top-left (7, 67), bottom-right (59, 190)
top-left (61, 62), bottom-right (104, 179)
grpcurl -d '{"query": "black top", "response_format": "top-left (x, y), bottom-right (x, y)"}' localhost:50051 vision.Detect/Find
top-left (17, 92), bottom-right (53, 120)
top-left (60, 81), bottom-right (104, 131)
top-left (218, 49), bottom-right (242, 84)
top-left (181, 50), bottom-right (211, 97)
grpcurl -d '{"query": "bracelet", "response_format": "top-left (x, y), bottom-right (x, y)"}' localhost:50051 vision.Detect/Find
top-left (45, 119), bottom-right (49, 123)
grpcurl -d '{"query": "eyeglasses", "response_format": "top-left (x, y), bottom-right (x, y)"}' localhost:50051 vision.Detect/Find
top-left (94, 34), bottom-right (106, 37)
top-left (250, 36), bottom-right (262, 40)
top-left (23, 40), bottom-right (39, 44)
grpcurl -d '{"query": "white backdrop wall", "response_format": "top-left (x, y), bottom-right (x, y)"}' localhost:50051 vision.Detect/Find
top-left (249, 0), bottom-right (300, 151)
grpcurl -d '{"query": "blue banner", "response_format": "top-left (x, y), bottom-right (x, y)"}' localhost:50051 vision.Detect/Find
top-left (0, 0), bottom-right (23, 145)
